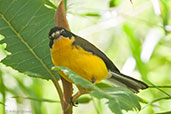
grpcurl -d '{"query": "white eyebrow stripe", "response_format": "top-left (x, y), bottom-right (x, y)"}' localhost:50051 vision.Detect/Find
top-left (51, 33), bottom-right (56, 37)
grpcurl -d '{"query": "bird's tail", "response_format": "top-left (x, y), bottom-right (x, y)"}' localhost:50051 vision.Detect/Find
top-left (107, 72), bottom-right (148, 93)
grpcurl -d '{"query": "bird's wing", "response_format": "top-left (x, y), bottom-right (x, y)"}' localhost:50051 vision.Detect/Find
top-left (72, 33), bottom-right (120, 73)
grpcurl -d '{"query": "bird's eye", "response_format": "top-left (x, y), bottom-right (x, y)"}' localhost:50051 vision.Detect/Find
top-left (61, 29), bottom-right (64, 33)
top-left (60, 30), bottom-right (68, 38)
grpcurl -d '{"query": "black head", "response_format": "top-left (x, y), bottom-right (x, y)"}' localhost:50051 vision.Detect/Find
top-left (48, 27), bottom-right (72, 40)
top-left (48, 27), bottom-right (72, 48)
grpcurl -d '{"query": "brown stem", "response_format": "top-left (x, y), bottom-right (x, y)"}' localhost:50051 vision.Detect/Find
top-left (55, 0), bottom-right (69, 29)
top-left (61, 77), bottom-right (73, 114)
top-left (54, 0), bottom-right (73, 113)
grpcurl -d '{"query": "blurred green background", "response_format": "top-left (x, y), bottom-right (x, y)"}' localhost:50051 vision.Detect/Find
top-left (0, 0), bottom-right (171, 114)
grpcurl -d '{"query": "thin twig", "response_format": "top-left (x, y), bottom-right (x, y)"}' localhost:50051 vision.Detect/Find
top-left (145, 79), bottom-right (171, 98)
top-left (52, 80), bottom-right (63, 107)
top-left (148, 86), bottom-right (171, 88)
top-left (12, 96), bottom-right (60, 103)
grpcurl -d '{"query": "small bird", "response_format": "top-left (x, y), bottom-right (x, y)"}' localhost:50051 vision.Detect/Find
top-left (49, 27), bottom-right (148, 93)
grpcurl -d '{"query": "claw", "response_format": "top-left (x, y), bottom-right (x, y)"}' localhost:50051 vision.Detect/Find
top-left (70, 96), bottom-right (78, 107)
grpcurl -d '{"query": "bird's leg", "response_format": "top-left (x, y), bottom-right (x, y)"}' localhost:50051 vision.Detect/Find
top-left (70, 85), bottom-right (90, 106)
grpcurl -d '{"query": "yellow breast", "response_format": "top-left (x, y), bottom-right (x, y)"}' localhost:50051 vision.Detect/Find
top-left (50, 36), bottom-right (108, 83)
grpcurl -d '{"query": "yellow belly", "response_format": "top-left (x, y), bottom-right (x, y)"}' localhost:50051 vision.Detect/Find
top-left (50, 37), bottom-right (108, 83)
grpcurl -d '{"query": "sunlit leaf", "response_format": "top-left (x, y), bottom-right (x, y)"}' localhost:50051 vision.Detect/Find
top-left (160, 0), bottom-right (169, 31)
top-left (123, 24), bottom-right (171, 97)
top-left (0, 102), bottom-right (5, 106)
top-left (109, 0), bottom-right (124, 7)
top-left (64, 0), bottom-right (67, 12)
top-left (0, 70), bottom-right (5, 106)
top-left (123, 24), bottom-right (148, 78)
top-left (44, 0), bottom-right (57, 9)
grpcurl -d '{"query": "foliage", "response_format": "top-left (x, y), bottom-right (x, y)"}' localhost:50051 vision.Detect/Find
top-left (53, 66), bottom-right (141, 114)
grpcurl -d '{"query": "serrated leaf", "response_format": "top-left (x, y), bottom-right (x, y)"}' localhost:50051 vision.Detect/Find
top-left (52, 66), bottom-right (97, 90)
top-left (53, 66), bottom-right (141, 114)
top-left (91, 88), bottom-right (141, 114)
top-left (0, 0), bottom-right (59, 80)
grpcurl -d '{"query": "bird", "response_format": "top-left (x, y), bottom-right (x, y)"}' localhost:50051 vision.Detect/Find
top-left (48, 26), bottom-right (148, 93)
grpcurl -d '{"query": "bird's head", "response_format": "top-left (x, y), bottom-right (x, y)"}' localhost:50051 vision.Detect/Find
top-left (48, 27), bottom-right (72, 40)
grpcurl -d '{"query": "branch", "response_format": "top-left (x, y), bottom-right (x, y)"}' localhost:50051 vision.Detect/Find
top-left (54, 0), bottom-right (73, 114)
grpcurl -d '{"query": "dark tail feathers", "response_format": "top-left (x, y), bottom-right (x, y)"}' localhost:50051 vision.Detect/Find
top-left (107, 72), bottom-right (148, 93)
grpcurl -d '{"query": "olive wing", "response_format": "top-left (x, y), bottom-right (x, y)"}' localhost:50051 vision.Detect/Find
top-left (72, 34), bottom-right (120, 73)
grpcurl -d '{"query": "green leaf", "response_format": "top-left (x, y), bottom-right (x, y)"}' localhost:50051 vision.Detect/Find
top-left (160, 0), bottom-right (169, 26)
top-left (64, 0), bottom-right (67, 12)
top-left (0, 102), bottom-right (5, 106)
top-left (95, 82), bottom-right (112, 88)
top-left (91, 88), bottom-right (141, 113)
top-left (53, 66), bottom-right (141, 114)
top-left (0, 69), bottom-right (5, 114)
top-left (44, 0), bottom-right (57, 9)
top-left (52, 66), bottom-right (97, 89)
top-left (123, 24), bottom-right (148, 78)
top-left (109, 0), bottom-right (124, 7)
top-left (123, 24), bottom-right (171, 97)
top-left (160, 0), bottom-right (169, 34)
top-left (80, 13), bottom-right (100, 17)
top-left (0, 0), bottom-right (59, 80)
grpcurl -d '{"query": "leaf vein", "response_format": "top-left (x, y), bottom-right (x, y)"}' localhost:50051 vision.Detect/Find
top-left (18, 4), bottom-right (43, 33)
top-left (30, 22), bottom-right (51, 40)
top-left (25, 24), bottom-right (50, 45)
top-left (15, 57), bottom-right (36, 67)
top-left (8, 0), bottom-right (31, 22)
top-left (26, 63), bottom-right (52, 71)
top-left (0, 26), bottom-right (9, 31)
top-left (32, 38), bottom-right (47, 49)
top-left (42, 53), bottom-right (51, 60)
top-left (6, 41), bottom-right (21, 48)
top-left (2, 0), bottom-right (16, 15)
